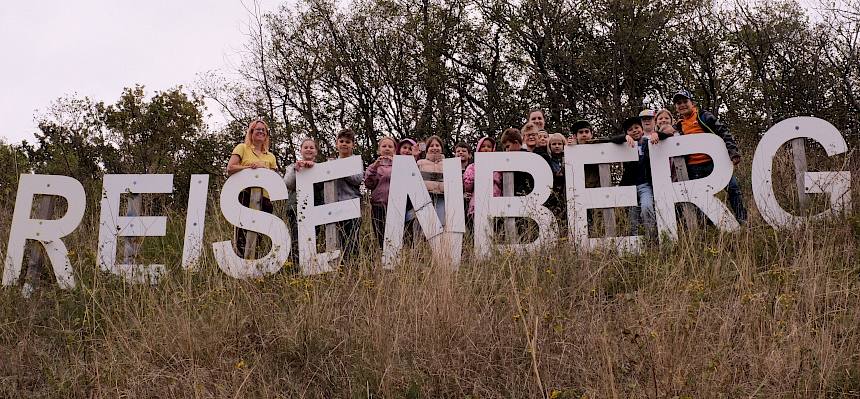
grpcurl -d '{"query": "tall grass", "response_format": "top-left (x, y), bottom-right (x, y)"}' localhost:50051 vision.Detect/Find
top-left (0, 148), bottom-right (858, 398)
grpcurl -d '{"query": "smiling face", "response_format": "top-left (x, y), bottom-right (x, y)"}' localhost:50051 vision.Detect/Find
top-left (398, 143), bottom-right (413, 156)
top-left (656, 111), bottom-right (673, 128)
top-left (674, 98), bottom-right (694, 118)
top-left (523, 131), bottom-right (537, 148)
top-left (528, 110), bottom-right (545, 129)
top-left (479, 140), bottom-right (495, 152)
top-left (427, 139), bottom-right (442, 156)
top-left (250, 121), bottom-right (268, 147)
top-left (300, 140), bottom-right (317, 161)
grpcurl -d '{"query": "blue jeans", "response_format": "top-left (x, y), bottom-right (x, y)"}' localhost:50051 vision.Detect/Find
top-left (687, 161), bottom-right (747, 223)
top-left (629, 183), bottom-right (656, 236)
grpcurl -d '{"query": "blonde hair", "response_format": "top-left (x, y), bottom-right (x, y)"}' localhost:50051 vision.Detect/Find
top-left (244, 119), bottom-right (271, 153)
top-left (377, 136), bottom-right (397, 151)
top-left (548, 133), bottom-right (566, 145)
top-left (521, 122), bottom-right (539, 135)
top-left (655, 108), bottom-right (675, 125)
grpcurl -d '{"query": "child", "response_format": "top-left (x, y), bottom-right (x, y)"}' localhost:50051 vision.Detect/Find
top-left (364, 136), bottom-right (397, 248)
top-left (570, 120), bottom-right (600, 188)
top-left (398, 138), bottom-right (416, 157)
top-left (608, 115), bottom-right (671, 238)
top-left (454, 141), bottom-right (472, 171)
top-left (546, 133), bottom-right (567, 231)
top-left (536, 130), bottom-right (550, 153)
top-left (500, 127), bottom-right (535, 241)
top-left (284, 138), bottom-right (322, 261)
top-left (417, 135), bottom-right (446, 226)
top-left (520, 122), bottom-right (539, 151)
top-left (333, 128), bottom-right (363, 262)
top-left (463, 136), bottom-right (502, 217)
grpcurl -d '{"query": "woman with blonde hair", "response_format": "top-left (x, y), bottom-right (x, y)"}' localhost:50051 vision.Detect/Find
top-left (226, 119), bottom-right (278, 257)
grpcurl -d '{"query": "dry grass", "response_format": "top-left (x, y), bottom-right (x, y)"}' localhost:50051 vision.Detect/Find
top-left (0, 148), bottom-right (858, 398)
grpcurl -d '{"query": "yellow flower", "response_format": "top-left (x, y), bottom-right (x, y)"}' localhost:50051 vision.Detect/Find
top-left (235, 359), bottom-right (246, 369)
top-left (550, 389), bottom-right (562, 399)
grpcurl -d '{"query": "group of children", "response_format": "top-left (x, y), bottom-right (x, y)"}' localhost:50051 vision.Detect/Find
top-left (231, 89), bottom-right (747, 261)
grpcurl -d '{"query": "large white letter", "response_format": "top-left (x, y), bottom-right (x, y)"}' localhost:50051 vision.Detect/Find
top-left (564, 143), bottom-right (640, 251)
top-left (97, 174), bottom-right (173, 284)
top-left (380, 157), bottom-right (466, 270)
top-left (182, 174), bottom-right (209, 269)
top-left (3, 174), bottom-right (85, 289)
top-left (473, 152), bottom-right (557, 259)
top-left (296, 156), bottom-right (363, 275)
top-left (649, 135), bottom-right (740, 240)
top-left (213, 169), bottom-right (290, 279)
top-left (752, 117), bottom-right (851, 228)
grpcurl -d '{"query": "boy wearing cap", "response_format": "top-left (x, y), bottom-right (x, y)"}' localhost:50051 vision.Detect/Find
top-left (609, 113), bottom-right (671, 237)
top-left (664, 89), bottom-right (747, 223)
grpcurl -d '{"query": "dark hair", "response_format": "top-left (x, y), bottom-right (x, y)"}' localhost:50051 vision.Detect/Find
top-left (500, 128), bottom-right (522, 145)
top-left (337, 127), bottom-right (355, 142)
top-left (454, 141), bottom-right (470, 152)
top-left (425, 135), bottom-right (445, 152)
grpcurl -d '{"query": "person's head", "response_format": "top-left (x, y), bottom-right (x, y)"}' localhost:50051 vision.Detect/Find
top-left (476, 136), bottom-right (496, 152)
top-left (398, 138), bottom-right (416, 156)
top-left (521, 122), bottom-right (539, 149)
top-left (655, 108), bottom-right (674, 129)
top-left (571, 120), bottom-right (593, 144)
top-left (336, 128), bottom-right (356, 158)
top-left (548, 133), bottom-right (565, 155)
top-left (244, 119), bottom-right (270, 152)
top-left (377, 136), bottom-right (397, 157)
top-left (672, 89), bottom-right (695, 118)
top-left (528, 108), bottom-right (546, 130)
top-left (454, 141), bottom-right (471, 162)
top-left (299, 137), bottom-right (318, 161)
top-left (425, 135), bottom-right (444, 158)
top-left (622, 117), bottom-right (644, 140)
top-left (500, 128), bottom-right (523, 151)
top-left (537, 130), bottom-right (549, 148)
top-left (638, 109), bottom-right (656, 133)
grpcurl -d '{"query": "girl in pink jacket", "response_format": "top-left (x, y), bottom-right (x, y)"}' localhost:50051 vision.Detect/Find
top-left (364, 136), bottom-right (397, 248)
top-left (463, 136), bottom-right (502, 217)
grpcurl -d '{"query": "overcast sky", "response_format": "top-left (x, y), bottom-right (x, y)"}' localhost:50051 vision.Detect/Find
top-left (0, 0), bottom-right (285, 144)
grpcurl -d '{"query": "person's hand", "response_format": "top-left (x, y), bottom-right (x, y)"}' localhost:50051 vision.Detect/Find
top-left (732, 155), bottom-right (741, 165)
top-left (649, 132), bottom-right (660, 144)
top-left (660, 124), bottom-right (676, 134)
top-left (625, 135), bottom-right (636, 148)
top-left (247, 162), bottom-right (264, 169)
top-left (566, 136), bottom-right (576, 145)
top-left (296, 160), bottom-right (315, 170)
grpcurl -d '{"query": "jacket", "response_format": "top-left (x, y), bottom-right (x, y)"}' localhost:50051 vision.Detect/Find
top-left (417, 157), bottom-right (445, 194)
top-left (673, 108), bottom-right (741, 161)
top-left (608, 131), bottom-right (672, 186)
top-left (463, 162), bottom-right (502, 215)
top-left (364, 158), bottom-right (393, 207)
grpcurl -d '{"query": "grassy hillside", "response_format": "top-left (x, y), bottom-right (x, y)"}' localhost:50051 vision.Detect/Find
top-left (0, 153), bottom-right (858, 397)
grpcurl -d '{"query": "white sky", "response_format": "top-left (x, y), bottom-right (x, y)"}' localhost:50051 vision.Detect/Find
top-left (0, 0), bottom-right (285, 144)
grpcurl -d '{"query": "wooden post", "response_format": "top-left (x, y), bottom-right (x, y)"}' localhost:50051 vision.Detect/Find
top-left (243, 188), bottom-right (263, 259)
top-left (671, 156), bottom-right (698, 228)
top-left (323, 180), bottom-right (340, 253)
top-left (122, 193), bottom-right (142, 264)
top-left (502, 172), bottom-right (518, 244)
top-left (791, 138), bottom-right (809, 211)
top-left (598, 164), bottom-right (616, 237)
top-left (21, 196), bottom-right (55, 297)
